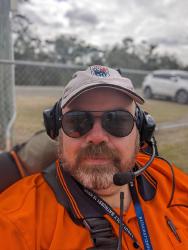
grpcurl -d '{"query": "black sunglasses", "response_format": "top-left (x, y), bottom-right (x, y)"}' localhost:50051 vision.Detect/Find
top-left (61, 110), bottom-right (136, 138)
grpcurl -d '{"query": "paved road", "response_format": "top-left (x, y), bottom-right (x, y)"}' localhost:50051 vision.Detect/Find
top-left (157, 121), bottom-right (188, 131)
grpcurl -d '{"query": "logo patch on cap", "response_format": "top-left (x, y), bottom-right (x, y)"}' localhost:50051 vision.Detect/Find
top-left (90, 65), bottom-right (110, 77)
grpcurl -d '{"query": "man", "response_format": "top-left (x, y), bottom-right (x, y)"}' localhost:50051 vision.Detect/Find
top-left (0, 65), bottom-right (187, 250)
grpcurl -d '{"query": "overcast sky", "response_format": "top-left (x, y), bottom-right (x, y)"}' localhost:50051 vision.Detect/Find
top-left (18, 0), bottom-right (188, 65)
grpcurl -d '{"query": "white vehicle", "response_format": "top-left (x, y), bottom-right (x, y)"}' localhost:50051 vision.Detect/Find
top-left (142, 70), bottom-right (188, 104)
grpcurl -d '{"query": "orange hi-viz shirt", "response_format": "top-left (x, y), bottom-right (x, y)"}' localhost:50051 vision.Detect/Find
top-left (0, 153), bottom-right (188, 250)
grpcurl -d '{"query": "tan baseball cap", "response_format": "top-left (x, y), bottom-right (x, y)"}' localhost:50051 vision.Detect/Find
top-left (61, 65), bottom-right (144, 108)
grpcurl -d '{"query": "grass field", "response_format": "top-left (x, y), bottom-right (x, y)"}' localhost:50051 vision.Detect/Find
top-left (13, 86), bottom-right (188, 173)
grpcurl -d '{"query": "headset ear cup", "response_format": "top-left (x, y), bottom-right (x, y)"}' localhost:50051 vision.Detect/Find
top-left (135, 106), bottom-right (144, 142)
top-left (142, 112), bottom-right (156, 143)
top-left (135, 106), bottom-right (156, 145)
top-left (54, 101), bottom-right (62, 138)
top-left (43, 100), bottom-right (62, 140)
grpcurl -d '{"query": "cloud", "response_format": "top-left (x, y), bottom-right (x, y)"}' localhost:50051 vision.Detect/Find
top-left (65, 7), bottom-right (99, 26)
top-left (16, 0), bottom-right (188, 64)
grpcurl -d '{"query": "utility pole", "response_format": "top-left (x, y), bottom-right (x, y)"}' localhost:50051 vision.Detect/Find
top-left (0, 0), bottom-right (16, 150)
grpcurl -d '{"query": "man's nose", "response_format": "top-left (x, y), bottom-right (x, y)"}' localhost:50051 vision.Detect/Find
top-left (85, 119), bottom-right (109, 145)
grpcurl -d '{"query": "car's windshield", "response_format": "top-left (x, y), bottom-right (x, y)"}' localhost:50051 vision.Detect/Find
top-left (178, 74), bottom-right (188, 80)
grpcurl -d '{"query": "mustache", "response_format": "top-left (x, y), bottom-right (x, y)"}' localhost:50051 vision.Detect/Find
top-left (76, 142), bottom-right (120, 163)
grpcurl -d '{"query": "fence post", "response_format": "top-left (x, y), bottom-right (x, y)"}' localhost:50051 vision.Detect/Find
top-left (0, 0), bottom-right (16, 150)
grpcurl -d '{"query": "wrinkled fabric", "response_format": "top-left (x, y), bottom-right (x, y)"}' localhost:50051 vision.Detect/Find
top-left (0, 153), bottom-right (187, 250)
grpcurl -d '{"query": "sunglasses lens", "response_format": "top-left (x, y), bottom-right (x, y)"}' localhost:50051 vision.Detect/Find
top-left (62, 110), bottom-right (135, 138)
top-left (102, 110), bottom-right (134, 137)
top-left (62, 111), bottom-right (93, 138)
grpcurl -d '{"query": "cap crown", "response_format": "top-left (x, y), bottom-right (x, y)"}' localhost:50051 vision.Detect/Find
top-left (62, 65), bottom-right (144, 107)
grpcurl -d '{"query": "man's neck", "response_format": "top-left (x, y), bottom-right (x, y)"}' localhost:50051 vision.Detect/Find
top-left (94, 184), bottom-right (131, 211)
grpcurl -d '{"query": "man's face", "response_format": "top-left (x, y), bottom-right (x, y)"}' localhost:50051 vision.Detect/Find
top-left (58, 88), bottom-right (139, 192)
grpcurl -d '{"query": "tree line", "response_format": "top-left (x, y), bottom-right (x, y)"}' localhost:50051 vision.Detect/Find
top-left (12, 12), bottom-right (188, 87)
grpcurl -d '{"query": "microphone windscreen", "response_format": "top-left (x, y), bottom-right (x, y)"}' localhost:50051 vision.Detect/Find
top-left (113, 172), bottom-right (135, 186)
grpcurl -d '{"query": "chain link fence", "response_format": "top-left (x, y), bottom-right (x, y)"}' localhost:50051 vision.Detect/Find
top-left (0, 59), bottom-right (150, 150)
top-left (4, 59), bottom-right (149, 88)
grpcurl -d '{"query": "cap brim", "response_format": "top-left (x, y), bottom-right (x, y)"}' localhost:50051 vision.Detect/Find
top-left (61, 82), bottom-right (144, 108)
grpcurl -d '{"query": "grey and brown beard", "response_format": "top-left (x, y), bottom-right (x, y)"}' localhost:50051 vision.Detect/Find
top-left (58, 136), bottom-right (140, 190)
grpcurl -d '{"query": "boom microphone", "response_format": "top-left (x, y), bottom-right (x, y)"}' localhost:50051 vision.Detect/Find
top-left (113, 137), bottom-right (156, 186)
top-left (113, 171), bottom-right (135, 186)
